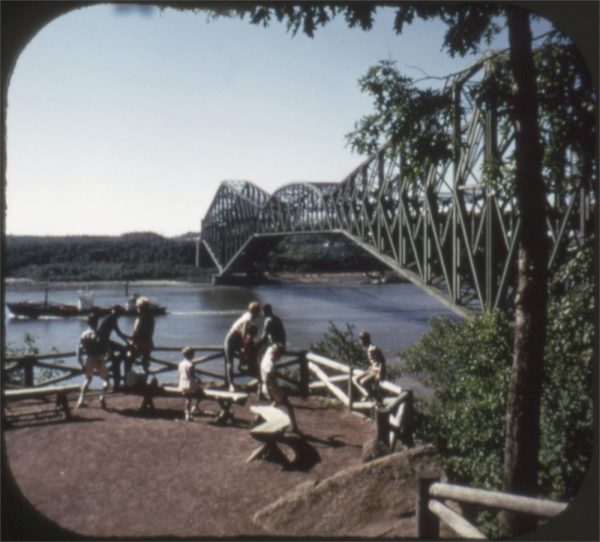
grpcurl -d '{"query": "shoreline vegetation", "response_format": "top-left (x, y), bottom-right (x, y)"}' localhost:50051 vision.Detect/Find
top-left (4, 232), bottom-right (394, 284)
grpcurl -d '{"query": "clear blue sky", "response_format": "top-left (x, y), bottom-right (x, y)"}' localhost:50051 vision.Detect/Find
top-left (6, 4), bottom-right (554, 237)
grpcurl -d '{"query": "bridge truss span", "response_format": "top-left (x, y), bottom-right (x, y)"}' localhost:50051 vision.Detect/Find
top-left (200, 180), bottom-right (270, 273)
top-left (257, 183), bottom-right (339, 234)
top-left (200, 54), bottom-right (595, 315)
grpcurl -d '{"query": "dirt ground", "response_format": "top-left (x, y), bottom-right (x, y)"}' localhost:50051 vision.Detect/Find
top-left (2, 388), bottom-right (377, 540)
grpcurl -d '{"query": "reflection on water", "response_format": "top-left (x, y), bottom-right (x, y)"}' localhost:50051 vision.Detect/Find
top-left (4, 280), bottom-right (456, 394)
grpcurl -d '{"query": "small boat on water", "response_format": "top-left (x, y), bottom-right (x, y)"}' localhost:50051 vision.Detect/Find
top-left (6, 291), bottom-right (166, 319)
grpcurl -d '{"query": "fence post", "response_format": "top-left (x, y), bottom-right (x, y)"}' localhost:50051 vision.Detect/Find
top-left (347, 358), bottom-right (354, 411)
top-left (417, 474), bottom-right (440, 539)
top-left (376, 408), bottom-right (389, 446)
top-left (400, 389), bottom-right (415, 447)
top-left (299, 352), bottom-right (309, 398)
top-left (23, 356), bottom-right (35, 387)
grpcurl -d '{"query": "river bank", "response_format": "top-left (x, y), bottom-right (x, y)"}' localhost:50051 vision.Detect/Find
top-left (4, 270), bottom-right (402, 289)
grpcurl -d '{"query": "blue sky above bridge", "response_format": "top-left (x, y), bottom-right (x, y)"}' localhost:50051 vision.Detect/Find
top-left (6, 4), bottom-right (556, 236)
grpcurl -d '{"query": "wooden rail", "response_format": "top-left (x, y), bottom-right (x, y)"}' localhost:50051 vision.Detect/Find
top-left (305, 352), bottom-right (413, 448)
top-left (417, 476), bottom-right (569, 539)
top-left (3, 346), bottom-right (413, 445)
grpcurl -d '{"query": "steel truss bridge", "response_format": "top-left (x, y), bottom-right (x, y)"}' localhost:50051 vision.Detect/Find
top-left (199, 55), bottom-right (595, 317)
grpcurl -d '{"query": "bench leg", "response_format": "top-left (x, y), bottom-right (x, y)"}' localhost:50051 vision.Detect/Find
top-left (247, 440), bottom-right (287, 463)
top-left (56, 392), bottom-right (71, 419)
top-left (246, 443), bottom-right (268, 462)
top-left (140, 393), bottom-right (155, 412)
top-left (214, 400), bottom-right (234, 424)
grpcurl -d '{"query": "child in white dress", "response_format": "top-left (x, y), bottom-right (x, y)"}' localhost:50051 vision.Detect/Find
top-left (178, 347), bottom-right (203, 421)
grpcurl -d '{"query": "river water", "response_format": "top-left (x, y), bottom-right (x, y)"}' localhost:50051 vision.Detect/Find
top-left (4, 278), bottom-right (456, 394)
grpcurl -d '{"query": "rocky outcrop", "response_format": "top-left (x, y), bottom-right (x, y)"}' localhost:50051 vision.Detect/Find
top-left (253, 445), bottom-right (443, 538)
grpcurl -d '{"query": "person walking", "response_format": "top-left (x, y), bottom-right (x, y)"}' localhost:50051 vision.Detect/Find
top-left (76, 311), bottom-right (109, 409)
top-left (223, 301), bottom-right (261, 391)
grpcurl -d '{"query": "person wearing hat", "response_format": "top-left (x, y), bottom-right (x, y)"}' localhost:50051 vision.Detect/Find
top-left (223, 301), bottom-right (261, 391)
top-left (97, 304), bottom-right (128, 389)
top-left (76, 311), bottom-right (109, 409)
top-left (123, 296), bottom-right (155, 377)
top-left (356, 331), bottom-right (387, 405)
top-left (178, 347), bottom-right (203, 421)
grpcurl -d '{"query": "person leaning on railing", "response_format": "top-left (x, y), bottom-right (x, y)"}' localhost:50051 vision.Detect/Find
top-left (258, 303), bottom-right (286, 351)
top-left (123, 297), bottom-right (155, 377)
top-left (223, 301), bottom-right (261, 391)
top-left (96, 304), bottom-right (129, 390)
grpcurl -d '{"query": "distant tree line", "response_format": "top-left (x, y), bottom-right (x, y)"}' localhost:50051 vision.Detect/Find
top-left (4, 232), bottom-right (209, 282)
top-left (264, 233), bottom-right (389, 274)
top-left (5, 231), bottom-right (388, 282)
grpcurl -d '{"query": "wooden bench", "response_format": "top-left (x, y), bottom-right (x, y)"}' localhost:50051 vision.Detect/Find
top-left (3, 384), bottom-right (81, 423)
top-left (139, 383), bottom-right (248, 424)
top-left (247, 405), bottom-right (292, 462)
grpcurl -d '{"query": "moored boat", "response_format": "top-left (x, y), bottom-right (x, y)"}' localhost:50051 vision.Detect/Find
top-left (6, 292), bottom-right (166, 319)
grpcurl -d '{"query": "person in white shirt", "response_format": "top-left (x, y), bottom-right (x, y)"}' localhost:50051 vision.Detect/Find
top-left (178, 346), bottom-right (203, 421)
top-left (76, 311), bottom-right (109, 409)
top-left (259, 343), bottom-right (299, 433)
top-left (223, 301), bottom-right (261, 391)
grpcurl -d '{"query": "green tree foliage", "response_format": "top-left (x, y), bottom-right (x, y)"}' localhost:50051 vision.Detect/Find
top-left (402, 312), bottom-right (512, 491)
top-left (539, 243), bottom-right (595, 500)
top-left (266, 233), bottom-right (388, 274)
top-left (5, 233), bottom-right (209, 282)
top-left (311, 322), bottom-right (367, 368)
top-left (346, 36), bottom-right (595, 196)
top-left (401, 244), bottom-right (595, 535)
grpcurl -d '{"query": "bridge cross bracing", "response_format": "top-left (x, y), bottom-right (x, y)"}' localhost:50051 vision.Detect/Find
top-left (199, 54), bottom-right (596, 317)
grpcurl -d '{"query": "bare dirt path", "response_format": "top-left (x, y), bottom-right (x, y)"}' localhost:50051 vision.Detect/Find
top-left (3, 390), bottom-right (375, 540)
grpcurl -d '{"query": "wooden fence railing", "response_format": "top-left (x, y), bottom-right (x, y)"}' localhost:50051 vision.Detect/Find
top-left (3, 346), bottom-right (414, 445)
top-left (417, 476), bottom-right (569, 539)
